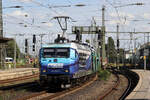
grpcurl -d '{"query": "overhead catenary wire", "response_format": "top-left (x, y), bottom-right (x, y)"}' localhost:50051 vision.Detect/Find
top-left (105, 0), bottom-right (137, 50)
top-left (4, 14), bottom-right (54, 32)
top-left (25, 0), bottom-right (60, 15)
top-left (105, 0), bottom-right (122, 23)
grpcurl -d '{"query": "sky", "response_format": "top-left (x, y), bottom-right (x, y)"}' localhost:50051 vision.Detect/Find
top-left (3, 0), bottom-right (150, 54)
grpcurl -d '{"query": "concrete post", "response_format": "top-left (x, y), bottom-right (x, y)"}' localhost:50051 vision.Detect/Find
top-left (101, 5), bottom-right (106, 68)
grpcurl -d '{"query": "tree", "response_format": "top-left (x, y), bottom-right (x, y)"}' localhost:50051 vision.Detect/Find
top-left (86, 39), bottom-right (90, 43)
top-left (107, 37), bottom-right (117, 63)
top-left (6, 39), bottom-right (21, 59)
top-left (118, 48), bottom-right (125, 63)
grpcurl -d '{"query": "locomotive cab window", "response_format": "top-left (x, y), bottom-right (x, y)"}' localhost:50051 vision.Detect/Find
top-left (43, 48), bottom-right (55, 58)
top-left (43, 48), bottom-right (70, 58)
top-left (56, 48), bottom-right (69, 58)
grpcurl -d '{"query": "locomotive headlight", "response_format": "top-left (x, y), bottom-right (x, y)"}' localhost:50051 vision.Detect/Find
top-left (43, 70), bottom-right (46, 72)
top-left (65, 70), bottom-right (69, 72)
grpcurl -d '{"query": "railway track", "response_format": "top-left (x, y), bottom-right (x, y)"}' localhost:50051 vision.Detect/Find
top-left (0, 73), bottom-right (40, 99)
top-left (0, 68), bottom-right (138, 100)
top-left (17, 74), bottom-right (97, 100)
top-left (0, 81), bottom-right (39, 95)
top-left (0, 73), bottom-right (39, 85)
top-left (0, 73), bottom-right (39, 93)
top-left (15, 70), bottom-right (127, 100)
top-left (98, 68), bottom-right (139, 100)
top-left (98, 69), bottom-right (120, 100)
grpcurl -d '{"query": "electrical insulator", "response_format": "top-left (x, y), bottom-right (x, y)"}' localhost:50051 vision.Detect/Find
top-left (33, 34), bottom-right (36, 43)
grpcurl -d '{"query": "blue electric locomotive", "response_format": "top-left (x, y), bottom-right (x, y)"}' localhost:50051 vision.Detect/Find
top-left (39, 42), bottom-right (96, 86)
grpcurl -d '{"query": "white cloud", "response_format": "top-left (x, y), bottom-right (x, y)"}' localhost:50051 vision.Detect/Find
top-left (140, 25), bottom-right (150, 31)
top-left (10, 10), bottom-right (29, 17)
top-left (43, 23), bottom-right (53, 27)
top-left (110, 12), bottom-right (135, 19)
top-left (20, 0), bottom-right (31, 2)
top-left (108, 12), bottom-right (135, 26)
top-left (51, 10), bottom-right (69, 17)
top-left (143, 13), bottom-right (150, 19)
top-left (108, 19), bottom-right (130, 26)
top-left (11, 0), bottom-right (31, 3)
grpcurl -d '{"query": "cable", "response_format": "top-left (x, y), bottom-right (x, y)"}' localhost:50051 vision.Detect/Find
top-left (105, 0), bottom-right (122, 23)
top-left (66, 0), bottom-right (73, 5)
top-left (4, 14), bottom-right (54, 32)
top-left (105, 0), bottom-right (133, 50)
top-left (28, 0), bottom-right (60, 15)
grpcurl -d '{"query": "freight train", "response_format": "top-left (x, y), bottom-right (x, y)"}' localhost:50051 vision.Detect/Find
top-left (39, 42), bottom-right (100, 88)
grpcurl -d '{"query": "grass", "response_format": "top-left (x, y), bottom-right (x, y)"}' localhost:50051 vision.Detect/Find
top-left (98, 69), bottom-right (111, 81)
top-left (0, 96), bottom-right (2, 100)
top-left (21, 89), bottom-right (27, 93)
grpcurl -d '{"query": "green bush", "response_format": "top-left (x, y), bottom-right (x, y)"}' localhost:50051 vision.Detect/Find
top-left (98, 70), bottom-right (111, 81)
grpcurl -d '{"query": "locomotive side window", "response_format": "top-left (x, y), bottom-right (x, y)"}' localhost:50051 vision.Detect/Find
top-left (79, 52), bottom-right (87, 66)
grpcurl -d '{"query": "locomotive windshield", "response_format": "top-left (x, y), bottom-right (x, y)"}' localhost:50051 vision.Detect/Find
top-left (43, 48), bottom-right (70, 58)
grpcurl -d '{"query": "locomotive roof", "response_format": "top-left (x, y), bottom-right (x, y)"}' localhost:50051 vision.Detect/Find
top-left (42, 43), bottom-right (77, 49)
top-left (42, 42), bottom-right (91, 51)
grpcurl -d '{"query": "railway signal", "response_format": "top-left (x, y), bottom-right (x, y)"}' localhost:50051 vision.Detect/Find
top-left (33, 34), bottom-right (36, 43)
top-left (32, 34), bottom-right (36, 52)
top-left (32, 34), bottom-right (37, 67)
top-left (97, 29), bottom-right (102, 46)
top-left (25, 39), bottom-right (28, 54)
top-left (32, 45), bottom-right (35, 52)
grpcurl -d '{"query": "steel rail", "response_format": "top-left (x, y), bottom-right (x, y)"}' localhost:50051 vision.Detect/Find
top-left (0, 73), bottom-right (39, 84)
top-left (40, 74), bottom-right (97, 100)
top-left (17, 91), bottom-right (48, 100)
top-left (98, 71), bottom-right (120, 100)
top-left (18, 74), bottom-right (97, 100)
top-left (119, 74), bottom-right (132, 100)
top-left (0, 81), bottom-right (39, 96)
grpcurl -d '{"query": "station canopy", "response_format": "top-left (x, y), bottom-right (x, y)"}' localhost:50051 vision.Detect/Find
top-left (0, 37), bottom-right (12, 43)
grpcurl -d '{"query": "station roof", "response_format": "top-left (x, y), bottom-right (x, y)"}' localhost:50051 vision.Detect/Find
top-left (0, 37), bottom-right (12, 43)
